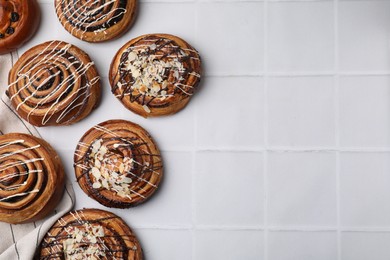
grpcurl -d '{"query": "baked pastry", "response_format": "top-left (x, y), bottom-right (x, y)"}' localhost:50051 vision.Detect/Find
top-left (37, 208), bottom-right (143, 259)
top-left (0, 0), bottom-right (40, 54)
top-left (109, 33), bottom-right (202, 117)
top-left (55, 0), bottom-right (137, 42)
top-left (0, 133), bottom-right (64, 224)
top-left (7, 40), bottom-right (101, 127)
top-left (74, 119), bottom-right (163, 208)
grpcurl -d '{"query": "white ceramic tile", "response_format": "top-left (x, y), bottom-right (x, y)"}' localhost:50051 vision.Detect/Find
top-left (339, 1), bottom-right (390, 72)
top-left (339, 76), bottom-right (390, 147)
top-left (340, 153), bottom-right (390, 227)
top-left (129, 3), bottom-right (197, 44)
top-left (3, 0), bottom-right (390, 258)
top-left (341, 232), bottom-right (390, 260)
top-left (268, 76), bottom-right (335, 147)
top-left (195, 151), bottom-right (263, 226)
top-left (195, 77), bottom-right (264, 149)
top-left (108, 151), bottom-right (192, 226)
top-left (268, 152), bottom-right (337, 226)
top-left (126, 104), bottom-right (195, 151)
top-left (136, 229), bottom-right (192, 260)
top-left (195, 230), bottom-right (264, 260)
top-left (268, 231), bottom-right (337, 260)
top-left (64, 151), bottom-right (193, 227)
top-left (197, 2), bottom-right (264, 76)
top-left (267, 2), bottom-right (334, 72)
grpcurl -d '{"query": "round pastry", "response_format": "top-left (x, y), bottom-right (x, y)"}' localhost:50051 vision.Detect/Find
top-left (38, 208), bottom-right (143, 259)
top-left (109, 33), bottom-right (202, 118)
top-left (0, 0), bottom-right (40, 54)
top-left (7, 40), bottom-right (101, 127)
top-left (74, 119), bottom-right (163, 208)
top-left (55, 0), bottom-right (137, 42)
top-left (0, 133), bottom-right (64, 224)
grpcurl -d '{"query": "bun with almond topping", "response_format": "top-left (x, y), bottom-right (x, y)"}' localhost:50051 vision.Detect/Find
top-left (109, 33), bottom-right (202, 118)
top-left (37, 208), bottom-right (143, 259)
top-left (74, 119), bottom-right (163, 208)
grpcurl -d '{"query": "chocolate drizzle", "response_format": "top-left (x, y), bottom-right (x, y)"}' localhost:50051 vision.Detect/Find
top-left (109, 34), bottom-right (202, 116)
top-left (56, 0), bottom-right (129, 36)
top-left (38, 209), bottom-right (142, 260)
top-left (74, 120), bottom-right (163, 208)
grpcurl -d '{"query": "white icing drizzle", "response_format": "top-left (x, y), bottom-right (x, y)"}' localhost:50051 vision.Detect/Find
top-left (56, 0), bottom-right (127, 40)
top-left (0, 189), bottom-right (40, 202)
top-left (7, 41), bottom-right (100, 125)
top-left (115, 37), bottom-right (201, 112)
top-left (75, 124), bottom-right (161, 200)
top-left (0, 139), bottom-right (44, 202)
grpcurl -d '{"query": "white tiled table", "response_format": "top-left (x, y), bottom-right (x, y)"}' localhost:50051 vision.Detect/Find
top-left (9, 0), bottom-right (390, 259)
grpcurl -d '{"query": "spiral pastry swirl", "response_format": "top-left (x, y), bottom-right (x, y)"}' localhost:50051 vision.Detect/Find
top-left (55, 0), bottom-right (137, 42)
top-left (74, 119), bottom-right (163, 208)
top-left (0, 0), bottom-right (40, 54)
top-left (0, 133), bottom-right (64, 224)
top-left (38, 208), bottom-right (143, 259)
top-left (7, 41), bottom-right (101, 127)
top-left (109, 33), bottom-right (202, 118)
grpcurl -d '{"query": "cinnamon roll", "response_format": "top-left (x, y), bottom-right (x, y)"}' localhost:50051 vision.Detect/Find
top-left (0, 0), bottom-right (40, 54)
top-left (55, 0), bottom-right (137, 42)
top-left (0, 133), bottom-right (65, 224)
top-left (38, 208), bottom-right (143, 259)
top-left (7, 40), bottom-right (101, 127)
top-left (74, 119), bottom-right (163, 208)
top-left (109, 33), bottom-right (202, 118)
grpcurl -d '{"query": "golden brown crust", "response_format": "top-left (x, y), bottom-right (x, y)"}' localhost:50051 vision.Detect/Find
top-left (7, 40), bottom-right (101, 127)
top-left (55, 0), bottom-right (137, 42)
top-left (74, 119), bottom-right (163, 208)
top-left (0, 0), bottom-right (40, 54)
top-left (0, 133), bottom-right (65, 224)
top-left (38, 208), bottom-right (143, 259)
top-left (109, 33), bottom-right (202, 118)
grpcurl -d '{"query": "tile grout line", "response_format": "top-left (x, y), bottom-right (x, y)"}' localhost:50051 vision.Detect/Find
top-left (214, 71), bottom-right (390, 77)
top-left (162, 147), bottom-right (390, 153)
top-left (191, 2), bottom-right (200, 259)
top-left (263, 0), bottom-right (269, 259)
top-left (202, 71), bottom-right (390, 78)
top-left (134, 224), bottom-right (390, 232)
top-left (334, 0), bottom-right (342, 259)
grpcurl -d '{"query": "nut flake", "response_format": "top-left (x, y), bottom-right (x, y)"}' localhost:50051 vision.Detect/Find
top-left (63, 223), bottom-right (106, 260)
top-left (92, 182), bottom-right (101, 189)
top-left (123, 46), bottom-right (186, 100)
top-left (91, 167), bottom-right (101, 179)
top-left (89, 140), bottom-right (135, 199)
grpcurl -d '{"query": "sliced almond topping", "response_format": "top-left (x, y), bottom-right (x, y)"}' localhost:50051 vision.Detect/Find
top-left (122, 176), bottom-right (133, 184)
top-left (128, 52), bottom-right (137, 62)
top-left (102, 179), bottom-right (109, 189)
top-left (94, 159), bottom-right (101, 168)
top-left (119, 163), bottom-right (125, 173)
top-left (91, 167), bottom-right (101, 179)
top-left (150, 43), bottom-right (157, 50)
top-left (92, 182), bottom-right (101, 189)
